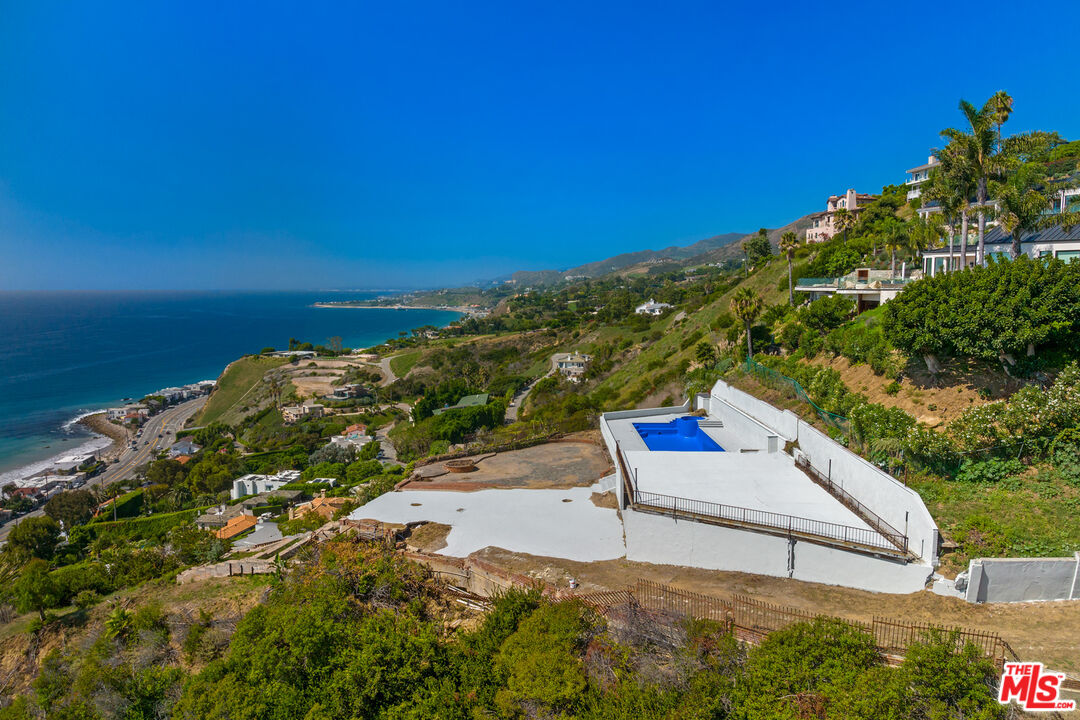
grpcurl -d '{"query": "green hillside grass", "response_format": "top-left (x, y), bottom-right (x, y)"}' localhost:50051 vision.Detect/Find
top-left (591, 257), bottom-right (791, 407)
top-left (195, 355), bottom-right (288, 426)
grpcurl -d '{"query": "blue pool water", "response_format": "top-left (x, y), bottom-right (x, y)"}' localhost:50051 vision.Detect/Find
top-left (634, 416), bottom-right (725, 452)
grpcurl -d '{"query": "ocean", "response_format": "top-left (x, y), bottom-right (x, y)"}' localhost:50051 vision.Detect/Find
top-left (0, 291), bottom-right (461, 481)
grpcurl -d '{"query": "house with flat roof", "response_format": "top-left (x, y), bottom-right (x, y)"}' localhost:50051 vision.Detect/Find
top-left (795, 267), bottom-right (916, 312)
top-left (805, 189), bottom-right (877, 243)
top-left (598, 380), bottom-right (938, 594)
top-left (231, 469), bottom-right (302, 500)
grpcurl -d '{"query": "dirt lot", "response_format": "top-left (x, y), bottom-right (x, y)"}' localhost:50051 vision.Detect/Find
top-left (472, 547), bottom-right (1080, 676)
top-left (404, 436), bottom-right (613, 491)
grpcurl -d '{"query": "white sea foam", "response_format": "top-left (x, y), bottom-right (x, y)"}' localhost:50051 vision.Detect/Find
top-left (0, 413), bottom-right (113, 485)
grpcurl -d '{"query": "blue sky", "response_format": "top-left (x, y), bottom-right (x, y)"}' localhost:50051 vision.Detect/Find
top-left (1, 2), bottom-right (1078, 290)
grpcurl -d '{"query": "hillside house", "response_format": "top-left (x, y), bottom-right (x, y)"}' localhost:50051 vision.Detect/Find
top-left (795, 268), bottom-right (915, 311)
top-left (289, 492), bottom-right (349, 522)
top-left (169, 439), bottom-right (202, 458)
top-left (921, 223), bottom-right (1080, 276)
top-left (805, 189), bottom-right (877, 243)
top-left (635, 299), bottom-right (672, 316)
top-left (551, 352), bottom-right (591, 382)
top-left (215, 513), bottom-right (257, 540)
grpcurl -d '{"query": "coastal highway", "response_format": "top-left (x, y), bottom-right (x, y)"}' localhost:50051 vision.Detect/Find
top-left (92, 396), bottom-right (207, 489)
top-left (0, 396), bottom-right (207, 543)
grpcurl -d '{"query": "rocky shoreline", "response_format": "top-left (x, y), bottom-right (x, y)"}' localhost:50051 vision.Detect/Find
top-left (77, 412), bottom-right (130, 462)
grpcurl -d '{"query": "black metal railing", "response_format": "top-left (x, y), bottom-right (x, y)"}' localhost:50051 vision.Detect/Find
top-left (631, 489), bottom-right (905, 555)
top-left (793, 455), bottom-right (909, 554)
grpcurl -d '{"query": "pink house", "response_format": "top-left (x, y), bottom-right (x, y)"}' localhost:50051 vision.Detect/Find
top-left (805, 189), bottom-right (877, 243)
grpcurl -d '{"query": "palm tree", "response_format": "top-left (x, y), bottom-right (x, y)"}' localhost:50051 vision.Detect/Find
top-left (989, 90), bottom-right (1013, 144)
top-left (833, 207), bottom-right (856, 243)
top-left (730, 288), bottom-right (764, 359)
top-left (941, 97), bottom-right (1006, 267)
top-left (778, 231), bottom-right (799, 305)
top-left (925, 142), bottom-right (976, 270)
top-left (881, 218), bottom-right (908, 278)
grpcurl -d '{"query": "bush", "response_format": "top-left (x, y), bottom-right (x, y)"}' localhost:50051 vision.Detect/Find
top-left (884, 380), bottom-right (901, 396)
top-left (955, 458), bottom-right (1025, 483)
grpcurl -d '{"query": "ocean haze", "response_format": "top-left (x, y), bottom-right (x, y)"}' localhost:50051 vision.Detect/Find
top-left (0, 291), bottom-right (459, 479)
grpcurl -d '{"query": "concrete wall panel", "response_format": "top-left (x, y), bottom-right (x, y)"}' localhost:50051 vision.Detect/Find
top-left (965, 555), bottom-right (1080, 603)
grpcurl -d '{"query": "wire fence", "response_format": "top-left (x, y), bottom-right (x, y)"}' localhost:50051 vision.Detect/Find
top-left (743, 357), bottom-right (850, 435)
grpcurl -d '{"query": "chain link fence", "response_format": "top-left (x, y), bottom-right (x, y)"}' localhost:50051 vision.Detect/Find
top-left (743, 357), bottom-right (850, 435)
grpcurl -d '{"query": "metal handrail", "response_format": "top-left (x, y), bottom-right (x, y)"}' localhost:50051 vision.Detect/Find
top-left (631, 488), bottom-right (906, 555)
top-left (794, 455), bottom-right (909, 554)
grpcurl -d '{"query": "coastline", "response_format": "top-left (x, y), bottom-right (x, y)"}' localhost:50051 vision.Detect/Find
top-left (312, 302), bottom-right (480, 316)
top-left (77, 412), bottom-right (131, 463)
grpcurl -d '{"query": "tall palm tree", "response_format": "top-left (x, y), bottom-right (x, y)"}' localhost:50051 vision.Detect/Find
top-left (881, 218), bottom-right (909, 278)
top-left (833, 207), bottom-right (856, 244)
top-left (989, 90), bottom-right (1013, 144)
top-left (730, 288), bottom-right (764, 359)
top-left (942, 97), bottom-right (1005, 267)
top-left (926, 142), bottom-right (976, 270)
top-left (778, 231), bottom-right (799, 306)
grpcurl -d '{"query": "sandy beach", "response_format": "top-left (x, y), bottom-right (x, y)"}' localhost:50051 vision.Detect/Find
top-left (312, 302), bottom-right (481, 316)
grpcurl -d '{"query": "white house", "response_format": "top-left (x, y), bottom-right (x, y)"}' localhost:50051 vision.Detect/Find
top-left (635, 299), bottom-right (672, 316)
top-left (231, 469), bottom-right (302, 500)
top-left (920, 224), bottom-right (1080, 277)
top-left (551, 352), bottom-right (591, 382)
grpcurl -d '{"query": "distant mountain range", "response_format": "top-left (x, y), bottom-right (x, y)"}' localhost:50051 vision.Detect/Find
top-left (503, 214), bottom-right (814, 286)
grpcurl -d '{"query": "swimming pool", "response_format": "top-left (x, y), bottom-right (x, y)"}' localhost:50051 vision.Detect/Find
top-left (633, 416), bottom-right (725, 452)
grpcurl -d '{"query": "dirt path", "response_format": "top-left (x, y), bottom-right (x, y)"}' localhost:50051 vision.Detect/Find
top-left (473, 547), bottom-right (1080, 675)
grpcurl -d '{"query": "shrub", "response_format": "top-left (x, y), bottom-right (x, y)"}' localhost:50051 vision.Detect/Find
top-left (955, 458), bottom-right (1025, 483)
top-left (884, 381), bottom-right (901, 396)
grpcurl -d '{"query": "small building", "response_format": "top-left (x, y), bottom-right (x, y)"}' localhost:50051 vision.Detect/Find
top-left (905, 154), bottom-right (940, 204)
top-left (270, 350), bottom-right (317, 360)
top-left (289, 492), bottom-right (349, 522)
top-left (805, 189), bottom-right (877, 243)
top-left (196, 504), bottom-right (247, 530)
top-left (551, 352), bottom-right (591, 383)
top-left (635, 299), bottom-right (673, 316)
top-left (215, 513), bottom-right (258, 540)
top-left (169, 439), bottom-right (202, 458)
top-left (432, 393), bottom-right (490, 415)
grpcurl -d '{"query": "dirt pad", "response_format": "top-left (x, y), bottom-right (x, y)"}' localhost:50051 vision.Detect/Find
top-left (406, 439), bottom-right (612, 491)
top-left (472, 547), bottom-right (1080, 675)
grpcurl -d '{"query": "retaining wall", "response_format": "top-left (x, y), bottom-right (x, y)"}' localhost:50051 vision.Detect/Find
top-left (965, 554), bottom-right (1080, 603)
top-left (710, 380), bottom-right (939, 565)
top-left (622, 509), bottom-right (932, 594)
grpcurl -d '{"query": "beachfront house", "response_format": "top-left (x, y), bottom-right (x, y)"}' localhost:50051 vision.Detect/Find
top-left (805, 189), bottom-right (877, 243)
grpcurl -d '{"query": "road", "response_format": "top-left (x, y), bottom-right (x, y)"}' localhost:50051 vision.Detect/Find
top-left (0, 396), bottom-right (207, 542)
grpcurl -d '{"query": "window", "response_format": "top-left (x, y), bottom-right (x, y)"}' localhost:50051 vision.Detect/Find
top-left (1056, 250), bottom-right (1080, 263)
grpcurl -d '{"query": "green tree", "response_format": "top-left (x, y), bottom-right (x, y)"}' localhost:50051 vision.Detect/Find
top-left (14, 559), bottom-right (60, 621)
top-left (881, 217), bottom-right (909, 277)
top-left (695, 341), bottom-right (718, 368)
top-left (778, 231), bottom-right (799, 305)
top-left (742, 228), bottom-right (772, 271)
top-left (730, 288), bottom-right (764, 359)
top-left (43, 489), bottom-right (96, 530)
top-left (7, 516), bottom-right (61, 561)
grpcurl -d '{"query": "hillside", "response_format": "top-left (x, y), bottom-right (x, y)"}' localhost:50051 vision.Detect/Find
top-left (510, 231), bottom-right (748, 286)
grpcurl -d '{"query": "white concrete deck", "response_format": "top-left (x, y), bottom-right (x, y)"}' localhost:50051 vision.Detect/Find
top-left (624, 451), bottom-right (873, 531)
top-left (349, 482), bottom-right (626, 561)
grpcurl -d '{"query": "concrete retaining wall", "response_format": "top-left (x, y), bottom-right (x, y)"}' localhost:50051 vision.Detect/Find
top-left (709, 380), bottom-right (939, 565)
top-left (177, 559), bottom-right (274, 584)
top-left (623, 509), bottom-right (931, 594)
top-left (710, 382), bottom-right (799, 441)
top-left (965, 554), bottom-right (1080, 603)
top-left (795, 423), bottom-right (938, 564)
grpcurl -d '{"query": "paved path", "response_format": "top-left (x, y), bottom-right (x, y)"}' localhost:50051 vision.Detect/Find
top-left (0, 396), bottom-right (206, 542)
top-left (377, 355), bottom-right (399, 387)
top-left (505, 369), bottom-right (555, 423)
